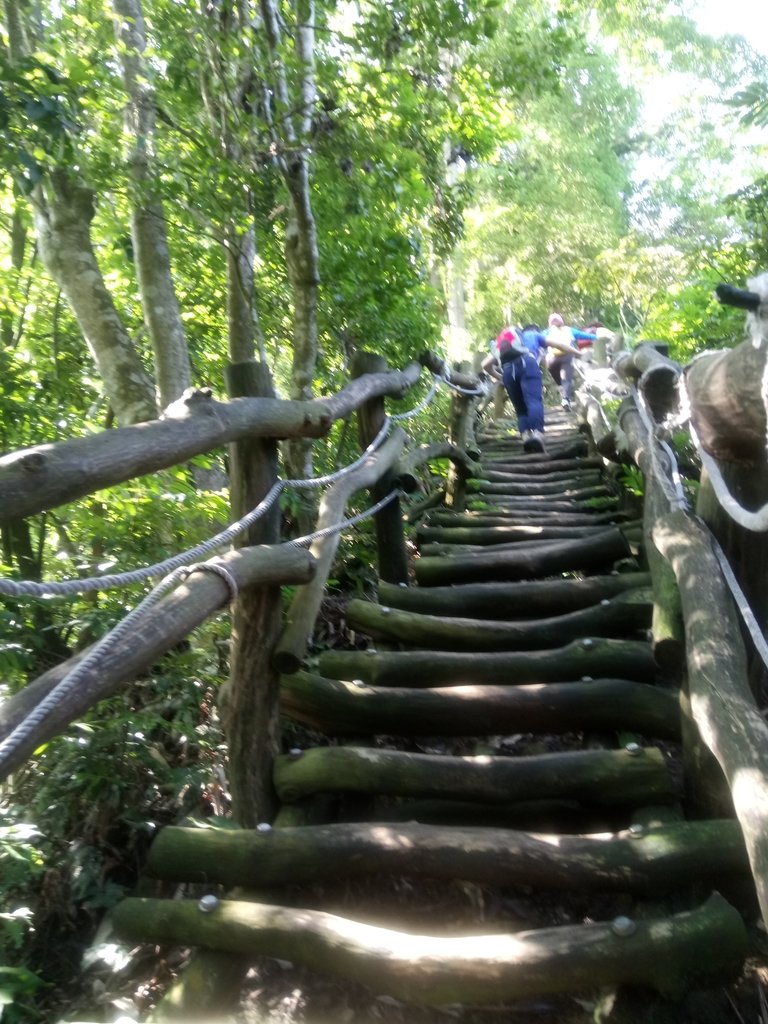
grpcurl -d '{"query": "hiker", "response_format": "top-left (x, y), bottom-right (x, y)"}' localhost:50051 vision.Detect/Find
top-left (544, 313), bottom-right (597, 410)
top-left (482, 327), bottom-right (546, 453)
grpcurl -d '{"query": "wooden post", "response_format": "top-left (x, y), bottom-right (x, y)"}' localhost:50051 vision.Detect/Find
top-left (446, 361), bottom-right (475, 510)
top-left (223, 360), bottom-right (282, 827)
top-left (350, 351), bottom-right (408, 584)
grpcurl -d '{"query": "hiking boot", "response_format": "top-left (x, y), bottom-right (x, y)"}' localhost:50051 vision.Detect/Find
top-left (523, 430), bottom-right (546, 454)
top-left (561, 398), bottom-right (572, 411)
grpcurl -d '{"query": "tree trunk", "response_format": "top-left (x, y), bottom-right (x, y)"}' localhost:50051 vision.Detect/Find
top-left (318, 638), bottom-right (657, 687)
top-left (32, 171), bottom-right (157, 424)
top-left (112, 0), bottom-right (192, 410)
top-left (221, 360), bottom-right (282, 827)
top-left (259, 0), bottom-right (320, 485)
top-left (684, 338), bottom-right (768, 462)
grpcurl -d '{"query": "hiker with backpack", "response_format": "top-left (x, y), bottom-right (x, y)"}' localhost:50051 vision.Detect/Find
top-left (481, 326), bottom-right (546, 453)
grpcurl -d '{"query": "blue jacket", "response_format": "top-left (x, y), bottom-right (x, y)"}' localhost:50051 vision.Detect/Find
top-left (520, 328), bottom-right (548, 359)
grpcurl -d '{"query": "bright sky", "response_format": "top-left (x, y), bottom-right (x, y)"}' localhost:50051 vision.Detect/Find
top-left (692, 0), bottom-right (768, 58)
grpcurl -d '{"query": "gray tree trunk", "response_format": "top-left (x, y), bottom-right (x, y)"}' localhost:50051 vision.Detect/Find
top-left (32, 172), bottom-right (158, 424)
top-left (113, 0), bottom-right (193, 410)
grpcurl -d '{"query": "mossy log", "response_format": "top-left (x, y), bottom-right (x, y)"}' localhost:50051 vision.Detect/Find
top-left (479, 456), bottom-right (604, 475)
top-left (147, 819), bottom-right (742, 891)
top-left (413, 527), bottom-right (630, 586)
top-left (112, 893), bottom-right (746, 1007)
top-left (467, 496), bottom-right (618, 515)
top-left (480, 440), bottom-right (589, 460)
top-left (377, 573), bottom-right (652, 617)
top-left (417, 524), bottom-right (606, 545)
top-left (344, 594), bottom-right (651, 650)
top-left (418, 530), bottom-right (641, 559)
top-left (318, 638), bottom-right (657, 687)
top-left (654, 509), bottom-right (768, 927)
top-left (427, 509), bottom-right (625, 527)
top-left (467, 478), bottom-right (611, 501)
top-left (480, 468), bottom-right (603, 485)
top-left (279, 673), bottom-right (678, 739)
top-left (273, 744), bottom-right (675, 806)
top-left (273, 429), bottom-right (406, 674)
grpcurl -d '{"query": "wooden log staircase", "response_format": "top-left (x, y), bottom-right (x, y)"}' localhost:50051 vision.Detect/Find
top-left (113, 405), bottom-right (754, 1022)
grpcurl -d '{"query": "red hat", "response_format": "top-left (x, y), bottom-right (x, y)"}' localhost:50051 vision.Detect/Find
top-left (548, 313), bottom-right (564, 327)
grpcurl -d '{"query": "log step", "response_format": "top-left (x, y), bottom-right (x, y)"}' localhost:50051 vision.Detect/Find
top-left (279, 672), bottom-right (678, 738)
top-left (145, 819), bottom-right (746, 891)
top-left (414, 527), bottom-right (631, 585)
top-left (112, 893), bottom-right (747, 1008)
top-left (272, 744), bottom-right (677, 806)
top-left (377, 573), bottom-right (652, 616)
top-left (318, 637), bottom-right (658, 686)
top-left (344, 594), bottom-right (652, 650)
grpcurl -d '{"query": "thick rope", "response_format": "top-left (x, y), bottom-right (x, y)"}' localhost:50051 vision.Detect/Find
top-left (0, 487), bottom-right (404, 776)
top-left (629, 385), bottom-right (688, 511)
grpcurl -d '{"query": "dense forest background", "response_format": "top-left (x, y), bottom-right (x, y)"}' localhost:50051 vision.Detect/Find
top-left (1, 0), bottom-right (767, 1019)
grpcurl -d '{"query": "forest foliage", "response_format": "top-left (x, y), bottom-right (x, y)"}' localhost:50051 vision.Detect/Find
top-left (0, 0), bottom-right (767, 1018)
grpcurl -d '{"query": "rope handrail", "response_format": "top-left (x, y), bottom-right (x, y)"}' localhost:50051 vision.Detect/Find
top-left (0, 370), bottom-right (454, 600)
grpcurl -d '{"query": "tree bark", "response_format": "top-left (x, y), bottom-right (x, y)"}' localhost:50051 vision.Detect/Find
top-left (653, 509), bottom-right (768, 927)
top-left (344, 595), bottom-right (651, 651)
top-left (279, 673), bottom-right (678, 739)
top-left (221, 361), bottom-right (282, 826)
top-left (413, 528), bottom-right (630, 586)
top-left (377, 573), bottom-right (651, 617)
top-left (0, 545), bottom-right (315, 780)
top-left (395, 442), bottom-right (479, 492)
top-left (31, 171), bottom-right (158, 425)
top-left (112, 0), bottom-right (192, 410)
top-left (259, 0), bottom-right (320, 484)
top-left (147, 818), bottom-right (741, 892)
top-left (318, 638), bottom-right (657, 687)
